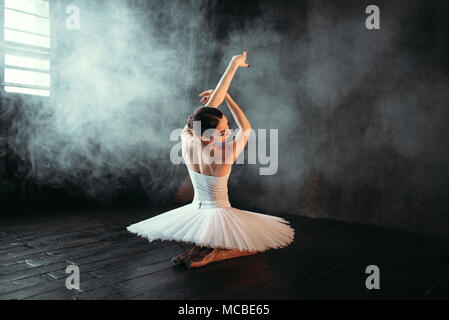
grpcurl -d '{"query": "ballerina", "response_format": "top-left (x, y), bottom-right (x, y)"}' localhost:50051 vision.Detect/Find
top-left (127, 50), bottom-right (295, 268)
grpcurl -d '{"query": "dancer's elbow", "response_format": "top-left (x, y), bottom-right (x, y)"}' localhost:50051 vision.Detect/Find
top-left (240, 125), bottom-right (252, 136)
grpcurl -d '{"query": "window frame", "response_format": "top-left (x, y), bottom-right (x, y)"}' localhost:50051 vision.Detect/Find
top-left (1, 0), bottom-right (52, 98)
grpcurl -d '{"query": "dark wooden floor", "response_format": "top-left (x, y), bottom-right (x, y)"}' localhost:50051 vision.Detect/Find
top-left (0, 205), bottom-right (448, 300)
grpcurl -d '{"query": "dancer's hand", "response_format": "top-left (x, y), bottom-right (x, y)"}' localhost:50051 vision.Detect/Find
top-left (230, 50), bottom-right (250, 68)
top-left (199, 89), bottom-right (214, 105)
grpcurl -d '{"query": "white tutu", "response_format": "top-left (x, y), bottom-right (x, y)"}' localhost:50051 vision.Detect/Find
top-left (127, 167), bottom-right (295, 252)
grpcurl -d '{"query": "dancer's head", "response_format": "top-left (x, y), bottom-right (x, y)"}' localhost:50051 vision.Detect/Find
top-left (187, 107), bottom-right (230, 143)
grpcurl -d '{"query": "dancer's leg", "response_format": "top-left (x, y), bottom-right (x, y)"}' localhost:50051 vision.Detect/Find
top-left (186, 248), bottom-right (259, 269)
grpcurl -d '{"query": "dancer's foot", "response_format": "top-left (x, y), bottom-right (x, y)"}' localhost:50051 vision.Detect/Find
top-left (186, 248), bottom-right (258, 269)
top-left (184, 247), bottom-right (214, 268)
top-left (171, 245), bottom-right (203, 266)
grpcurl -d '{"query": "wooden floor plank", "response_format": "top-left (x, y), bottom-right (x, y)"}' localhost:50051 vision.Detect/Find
top-left (0, 206), bottom-right (447, 300)
top-left (124, 224), bottom-right (356, 299)
top-left (423, 274), bottom-right (449, 299)
top-left (345, 236), bottom-right (449, 299)
top-left (186, 226), bottom-right (381, 300)
top-left (0, 272), bottom-right (98, 300)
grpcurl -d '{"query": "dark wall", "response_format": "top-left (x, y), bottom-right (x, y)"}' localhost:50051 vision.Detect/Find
top-left (0, 0), bottom-right (448, 237)
top-left (218, 0), bottom-right (449, 237)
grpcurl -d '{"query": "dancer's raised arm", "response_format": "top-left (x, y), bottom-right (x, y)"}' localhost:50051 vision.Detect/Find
top-left (224, 93), bottom-right (251, 132)
top-left (201, 51), bottom-right (250, 108)
top-left (223, 93), bottom-right (252, 164)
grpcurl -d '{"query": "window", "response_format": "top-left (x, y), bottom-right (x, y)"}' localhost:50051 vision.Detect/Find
top-left (3, 0), bottom-right (51, 97)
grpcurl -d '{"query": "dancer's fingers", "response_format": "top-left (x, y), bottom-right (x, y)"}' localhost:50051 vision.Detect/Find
top-left (242, 51), bottom-right (249, 68)
top-left (199, 90), bottom-right (212, 97)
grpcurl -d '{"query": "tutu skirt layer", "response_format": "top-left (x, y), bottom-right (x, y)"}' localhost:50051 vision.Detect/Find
top-left (127, 203), bottom-right (295, 252)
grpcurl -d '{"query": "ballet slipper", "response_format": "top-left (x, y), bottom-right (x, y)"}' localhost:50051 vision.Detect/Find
top-left (171, 245), bottom-right (202, 266)
top-left (171, 254), bottom-right (186, 266)
top-left (186, 248), bottom-right (259, 269)
top-left (171, 246), bottom-right (195, 266)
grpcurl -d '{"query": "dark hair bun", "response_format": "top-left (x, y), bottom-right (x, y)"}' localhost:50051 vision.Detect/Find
top-left (187, 107), bottom-right (223, 137)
